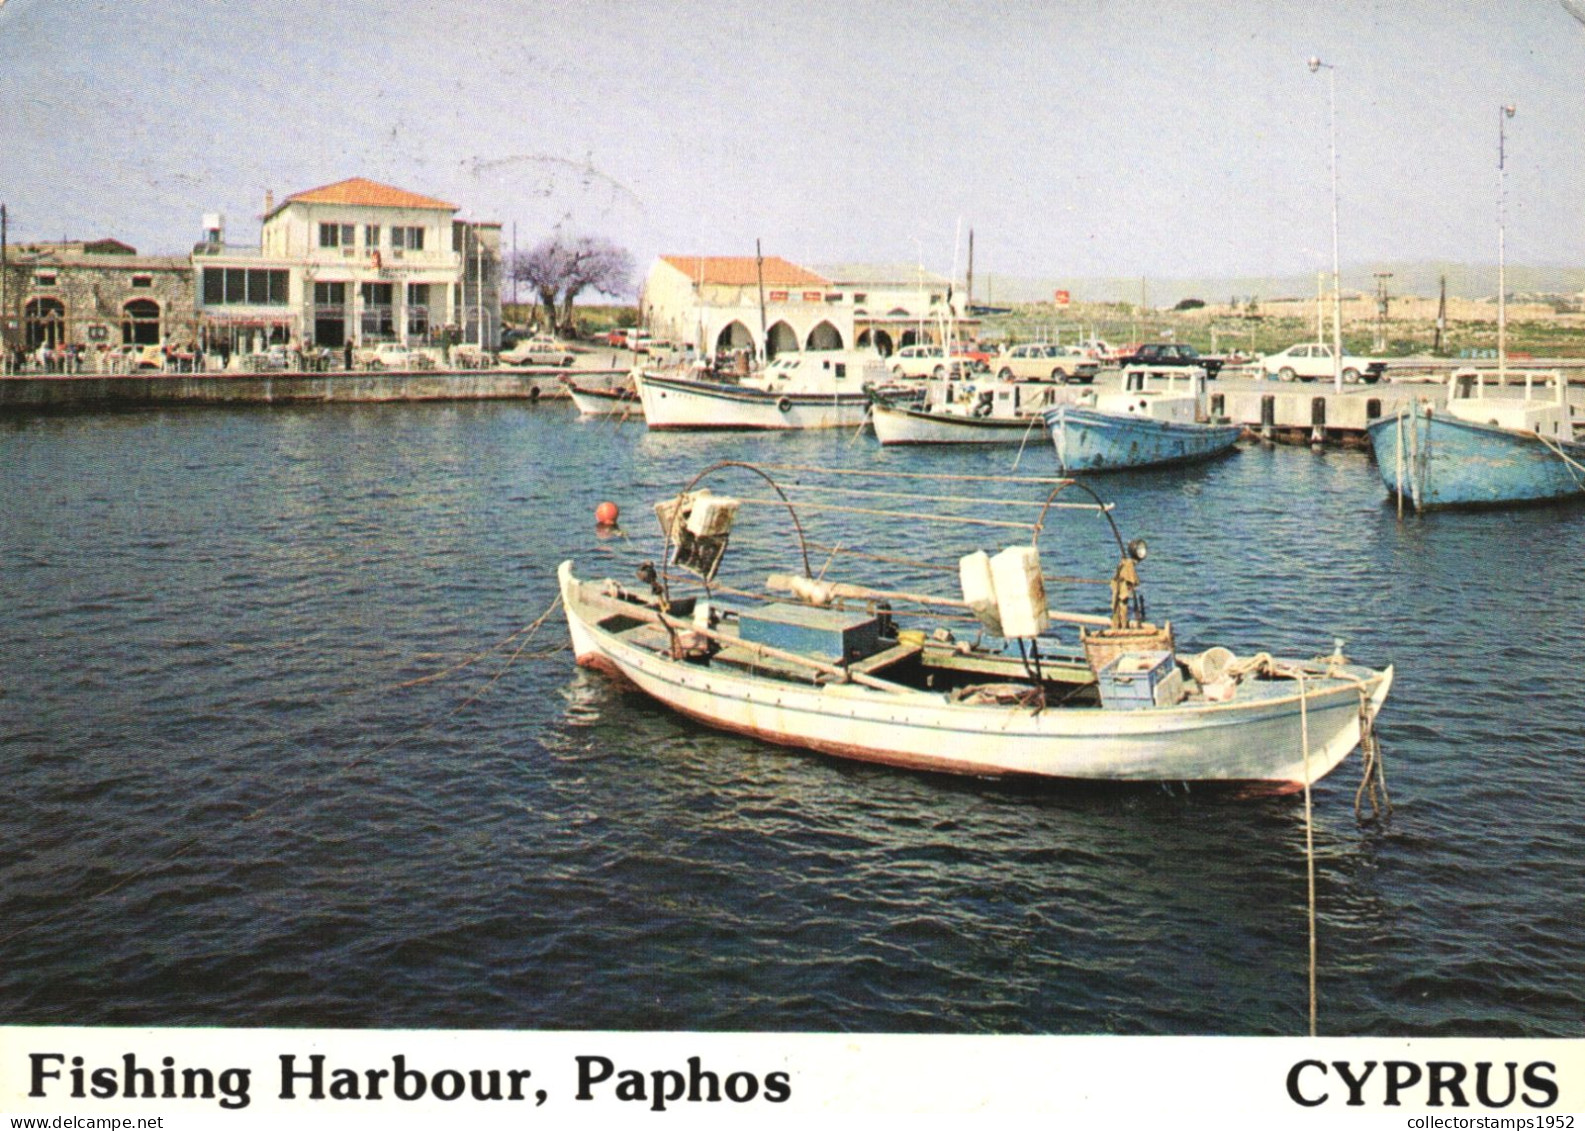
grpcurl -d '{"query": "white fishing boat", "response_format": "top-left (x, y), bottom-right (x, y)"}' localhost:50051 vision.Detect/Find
top-left (559, 462), bottom-right (1392, 794)
top-left (635, 349), bottom-right (891, 430)
top-left (1044, 368), bottom-right (1243, 472)
top-left (562, 373), bottom-right (642, 417)
top-left (868, 376), bottom-right (1082, 446)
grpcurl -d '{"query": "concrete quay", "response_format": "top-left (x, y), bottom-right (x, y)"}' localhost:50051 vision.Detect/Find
top-left (0, 366), bottom-right (629, 413)
top-left (1203, 371), bottom-right (1585, 446)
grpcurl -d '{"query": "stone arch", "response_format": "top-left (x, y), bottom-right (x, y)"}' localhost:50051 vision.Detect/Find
top-left (24, 297), bottom-right (67, 350)
top-left (857, 329), bottom-right (894, 356)
top-left (804, 320), bottom-right (843, 351)
top-left (898, 328), bottom-right (921, 348)
top-left (765, 320), bottom-right (798, 360)
top-left (713, 319), bottom-right (754, 355)
top-left (122, 298), bottom-right (162, 345)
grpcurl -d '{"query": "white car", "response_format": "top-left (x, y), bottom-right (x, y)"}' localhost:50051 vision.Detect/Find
top-left (993, 344), bottom-right (1099, 383)
top-left (889, 344), bottom-right (947, 379)
top-left (500, 336), bottom-right (575, 367)
top-left (1261, 342), bottom-right (1386, 384)
top-left (357, 342), bottom-right (418, 370)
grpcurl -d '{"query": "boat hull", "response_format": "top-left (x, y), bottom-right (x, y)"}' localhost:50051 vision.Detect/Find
top-left (636, 371), bottom-right (872, 430)
top-left (1045, 406), bottom-right (1243, 472)
top-left (870, 402), bottom-right (1049, 446)
top-left (1366, 405), bottom-right (1585, 509)
top-left (565, 380), bottom-right (640, 417)
top-left (559, 562), bottom-right (1390, 791)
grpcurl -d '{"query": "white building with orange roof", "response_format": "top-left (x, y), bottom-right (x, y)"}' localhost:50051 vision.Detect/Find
top-left (639, 254), bottom-right (971, 360)
top-left (193, 177), bottom-right (501, 355)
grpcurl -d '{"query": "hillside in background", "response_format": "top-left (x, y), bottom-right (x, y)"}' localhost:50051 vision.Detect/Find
top-left (970, 263), bottom-right (1585, 309)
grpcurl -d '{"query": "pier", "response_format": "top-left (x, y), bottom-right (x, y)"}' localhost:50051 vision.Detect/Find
top-left (0, 366), bottom-right (628, 412)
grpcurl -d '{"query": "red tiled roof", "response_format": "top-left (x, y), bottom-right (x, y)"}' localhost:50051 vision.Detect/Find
top-left (276, 178), bottom-right (457, 215)
top-left (660, 255), bottom-right (829, 287)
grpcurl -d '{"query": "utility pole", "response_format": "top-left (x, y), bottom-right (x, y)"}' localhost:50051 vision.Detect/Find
top-left (1434, 274), bottom-right (1447, 355)
top-left (1373, 272), bottom-right (1393, 352)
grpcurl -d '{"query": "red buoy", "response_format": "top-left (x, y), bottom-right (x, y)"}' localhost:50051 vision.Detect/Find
top-left (595, 500), bottom-right (620, 526)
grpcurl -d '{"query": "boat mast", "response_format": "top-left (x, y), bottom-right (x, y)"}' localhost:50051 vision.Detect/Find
top-left (1497, 104), bottom-right (1515, 381)
top-left (755, 239), bottom-right (768, 363)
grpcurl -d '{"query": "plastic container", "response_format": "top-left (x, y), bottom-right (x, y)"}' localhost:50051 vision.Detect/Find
top-left (958, 551), bottom-right (1003, 636)
top-left (990, 545), bottom-right (1049, 639)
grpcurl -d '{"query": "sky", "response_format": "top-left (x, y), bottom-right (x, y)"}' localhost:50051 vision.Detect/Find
top-left (1, 0), bottom-right (1582, 298)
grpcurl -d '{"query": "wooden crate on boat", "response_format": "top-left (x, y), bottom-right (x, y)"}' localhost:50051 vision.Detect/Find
top-left (735, 602), bottom-right (881, 664)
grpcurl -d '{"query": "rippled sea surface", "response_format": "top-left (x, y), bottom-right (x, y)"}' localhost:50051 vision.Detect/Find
top-left (2, 402), bottom-right (1582, 1036)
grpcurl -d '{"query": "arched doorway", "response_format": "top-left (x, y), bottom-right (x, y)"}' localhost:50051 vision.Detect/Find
top-left (765, 320), bottom-right (798, 360)
top-left (24, 297), bottom-right (67, 350)
top-left (122, 299), bottom-right (162, 345)
top-left (805, 320), bottom-right (843, 350)
top-left (857, 329), bottom-right (895, 356)
top-left (713, 319), bottom-right (755, 355)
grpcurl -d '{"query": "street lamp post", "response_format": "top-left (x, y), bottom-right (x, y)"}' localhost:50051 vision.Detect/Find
top-left (1308, 56), bottom-right (1344, 395)
top-left (1498, 104), bottom-right (1516, 380)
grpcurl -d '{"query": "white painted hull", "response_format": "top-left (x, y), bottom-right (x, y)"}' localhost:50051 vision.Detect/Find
top-left (871, 402), bottom-right (1049, 446)
top-left (559, 562), bottom-right (1392, 791)
top-left (636, 371), bottom-right (872, 431)
top-left (565, 382), bottom-right (641, 417)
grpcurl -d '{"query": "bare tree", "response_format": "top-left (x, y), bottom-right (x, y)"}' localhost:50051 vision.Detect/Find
top-left (509, 235), bottom-right (634, 335)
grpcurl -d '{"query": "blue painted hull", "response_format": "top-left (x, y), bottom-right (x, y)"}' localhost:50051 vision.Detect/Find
top-left (1043, 406), bottom-right (1243, 472)
top-left (1366, 405), bottom-right (1585, 510)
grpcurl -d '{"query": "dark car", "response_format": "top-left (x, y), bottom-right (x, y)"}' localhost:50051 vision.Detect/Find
top-left (1118, 342), bottom-right (1223, 379)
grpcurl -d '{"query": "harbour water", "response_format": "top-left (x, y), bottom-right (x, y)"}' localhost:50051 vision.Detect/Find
top-left (1, 402), bottom-right (1582, 1036)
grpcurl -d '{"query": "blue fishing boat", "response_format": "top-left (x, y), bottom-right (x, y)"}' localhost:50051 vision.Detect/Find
top-left (1042, 369), bottom-right (1242, 472)
top-left (1366, 370), bottom-right (1585, 511)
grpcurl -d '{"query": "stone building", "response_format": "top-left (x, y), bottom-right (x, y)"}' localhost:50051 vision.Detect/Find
top-left (638, 254), bottom-right (973, 359)
top-left (1, 239), bottom-right (196, 358)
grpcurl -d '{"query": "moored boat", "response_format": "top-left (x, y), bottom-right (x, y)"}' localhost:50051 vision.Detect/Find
top-left (559, 462), bottom-right (1392, 793)
top-left (562, 373), bottom-right (641, 417)
top-left (636, 349), bottom-right (889, 430)
top-left (869, 377), bottom-right (1081, 446)
top-left (1043, 368), bottom-right (1243, 472)
top-left (1366, 369), bottom-right (1585, 511)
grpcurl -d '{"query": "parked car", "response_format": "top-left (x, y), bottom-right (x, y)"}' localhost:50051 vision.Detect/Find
top-left (1117, 342), bottom-right (1223, 379)
top-left (889, 343), bottom-right (947, 379)
top-left (993, 343), bottom-right (1099, 383)
top-left (500, 335), bottom-right (575, 366)
top-left (889, 344), bottom-right (984, 379)
top-left (357, 342), bottom-right (417, 370)
top-left (1259, 342), bottom-right (1386, 384)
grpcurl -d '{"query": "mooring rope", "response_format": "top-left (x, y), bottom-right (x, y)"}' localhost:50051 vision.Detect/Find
top-left (0, 592), bottom-right (567, 948)
top-left (1296, 667), bottom-right (1319, 1038)
top-left (1535, 431), bottom-right (1585, 488)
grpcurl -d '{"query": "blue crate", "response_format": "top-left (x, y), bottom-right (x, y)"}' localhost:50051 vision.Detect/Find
top-left (736, 603), bottom-right (880, 664)
top-left (1097, 650), bottom-right (1180, 710)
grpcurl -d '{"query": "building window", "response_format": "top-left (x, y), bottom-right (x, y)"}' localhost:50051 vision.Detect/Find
top-left (201, 267), bottom-right (289, 306)
top-left (131, 275), bottom-right (153, 289)
top-left (319, 223), bottom-right (341, 248)
top-left (392, 226), bottom-right (424, 251)
top-left (365, 225), bottom-right (381, 248)
top-left (35, 272), bottom-right (57, 286)
top-left (314, 281), bottom-right (346, 307)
